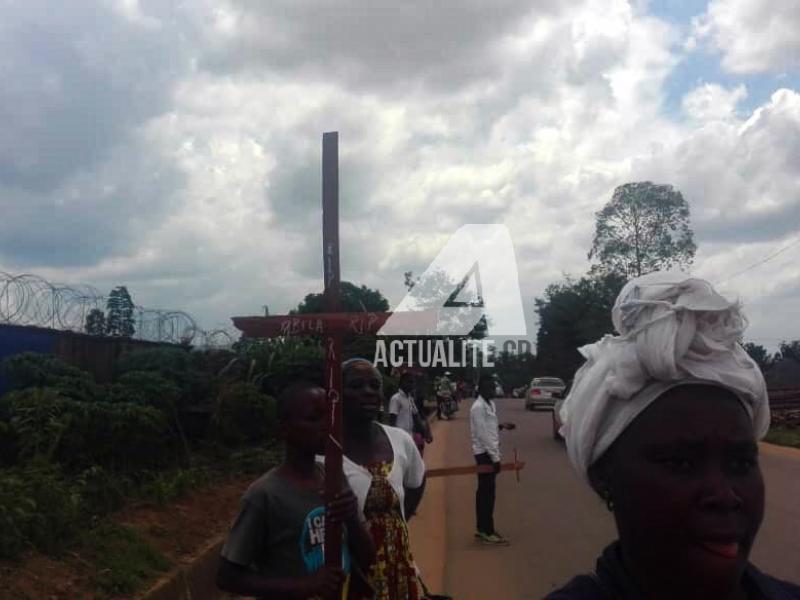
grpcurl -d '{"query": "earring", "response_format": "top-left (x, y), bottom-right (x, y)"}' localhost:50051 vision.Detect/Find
top-left (604, 490), bottom-right (615, 512)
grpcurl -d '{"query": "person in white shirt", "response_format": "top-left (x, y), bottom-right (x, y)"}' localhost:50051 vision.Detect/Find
top-left (389, 372), bottom-right (433, 457)
top-left (388, 372), bottom-right (417, 435)
top-left (470, 376), bottom-right (514, 545)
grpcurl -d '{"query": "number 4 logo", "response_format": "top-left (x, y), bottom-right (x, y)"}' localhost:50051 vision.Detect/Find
top-left (378, 225), bottom-right (526, 336)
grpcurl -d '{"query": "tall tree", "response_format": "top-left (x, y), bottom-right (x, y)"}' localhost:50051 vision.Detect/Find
top-left (534, 272), bottom-right (626, 381)
top-left (743, 342), bottom-right (772, 372)
top-left (84, 308), bottom-right (106, 336)
top-left (494, 349), bottom-right (537, 391)
top-left (402, 269), bottom-right (487, 339)
top-left (289, 282), bottom-right (389, 364)
top-left (106, 286), bottom-right (135, 338)
top-left (779, 340), bottom-right (800, 362)
top-left (589, 182), bottom-right (696, 277)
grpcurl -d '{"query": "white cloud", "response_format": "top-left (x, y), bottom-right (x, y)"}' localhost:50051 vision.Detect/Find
top-left (634, 89), bottom-right (800, 239)
top-left (693, 0), bottom-right (800, 74)
top-left (0, 0), bottom-right (798, 350)
top-left (682, 82), bottom-right (747, 121)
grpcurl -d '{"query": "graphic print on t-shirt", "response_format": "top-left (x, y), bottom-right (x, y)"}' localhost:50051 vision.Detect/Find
top-left (299, 506), bottom-right (351, 574)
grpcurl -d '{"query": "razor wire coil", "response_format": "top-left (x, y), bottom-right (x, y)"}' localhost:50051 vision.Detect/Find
top-left (0, 272), bottom-right (235, 348)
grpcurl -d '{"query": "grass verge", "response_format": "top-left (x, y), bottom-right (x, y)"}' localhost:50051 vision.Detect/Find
top-left (764, 427), bottom-right (800, 449)
top-left (78, 522), bottom-right (170, 597)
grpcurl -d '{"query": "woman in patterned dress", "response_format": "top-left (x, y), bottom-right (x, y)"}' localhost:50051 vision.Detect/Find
top-left (340, 359), bottom-right (428, 600)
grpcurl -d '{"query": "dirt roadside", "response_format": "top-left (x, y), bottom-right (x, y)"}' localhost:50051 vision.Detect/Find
top-left (408, 417), bottom-right (450, 596)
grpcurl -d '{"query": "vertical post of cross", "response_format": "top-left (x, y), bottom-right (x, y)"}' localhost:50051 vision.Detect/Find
top-left (322, 131), bottom-right (344, 570)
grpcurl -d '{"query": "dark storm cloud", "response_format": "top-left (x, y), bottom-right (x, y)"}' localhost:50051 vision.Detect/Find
top-left (0, 1), bottom-right (189, 191)
top-left (0, 147), bottom-right (186, 268)
top-left (0, 0), bottom-right (197, 268)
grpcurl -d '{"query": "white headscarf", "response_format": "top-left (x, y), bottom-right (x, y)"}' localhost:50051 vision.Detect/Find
top-left (559, 271), bottom-right (770, 481)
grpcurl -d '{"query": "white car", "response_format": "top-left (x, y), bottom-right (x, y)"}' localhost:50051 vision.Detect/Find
top-left (525, 377), bottom-right (566, 411)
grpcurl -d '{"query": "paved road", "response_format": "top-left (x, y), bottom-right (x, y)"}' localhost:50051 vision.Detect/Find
top-left (421, 397), bottom-right (800, 599)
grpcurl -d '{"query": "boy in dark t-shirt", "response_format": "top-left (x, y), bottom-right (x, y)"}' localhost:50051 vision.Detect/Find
top-left (216, 381), bottom-right (375, 599)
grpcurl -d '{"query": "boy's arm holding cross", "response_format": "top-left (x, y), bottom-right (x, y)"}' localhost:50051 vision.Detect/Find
top-left (216, 382), bottom-right (374, 599)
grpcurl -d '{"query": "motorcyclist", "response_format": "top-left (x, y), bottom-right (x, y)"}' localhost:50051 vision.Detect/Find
top-left (436, 372), bottom-right (456, 420)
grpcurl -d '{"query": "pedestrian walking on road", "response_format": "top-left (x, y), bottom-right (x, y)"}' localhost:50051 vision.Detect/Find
top-left (470, 376), bottom-right (514, 546)
top-left (390, 372), bottom-right (433, 457)
top-left (548, 272), bottom-right (800, 600)
top-left (435, 373), bottom-right (455, 420)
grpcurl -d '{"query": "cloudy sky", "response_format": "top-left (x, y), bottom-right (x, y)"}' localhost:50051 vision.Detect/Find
top-left (1, 0), bottom-right (798, 350)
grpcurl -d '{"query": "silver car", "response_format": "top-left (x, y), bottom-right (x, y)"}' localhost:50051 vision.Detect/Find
top-left (525, 377), bottom-right (566, 411)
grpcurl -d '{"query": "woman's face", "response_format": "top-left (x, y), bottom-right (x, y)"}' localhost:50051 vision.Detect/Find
top-left (597, 384), bottom-right (764, 594)
top-left (343, 362), bottom-right (383, 425)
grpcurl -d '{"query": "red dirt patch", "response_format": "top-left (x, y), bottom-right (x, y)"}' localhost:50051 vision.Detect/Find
top-left (0, 474), bottom-right (257, 599)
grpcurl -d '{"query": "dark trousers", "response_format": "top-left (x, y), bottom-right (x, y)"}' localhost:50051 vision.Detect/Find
top-left (475, 452), bottom-right (496, 534)
top-left (437, 395), bottom-right (448, 419)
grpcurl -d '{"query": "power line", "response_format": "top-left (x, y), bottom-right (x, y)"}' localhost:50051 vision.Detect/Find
top-left (718, 236), bottom-right (800, 284)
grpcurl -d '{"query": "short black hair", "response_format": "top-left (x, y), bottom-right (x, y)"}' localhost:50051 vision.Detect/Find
top-left (400, 372), bottom-right (415, 382)
top-left (276, 380), bottom-right (325, 423)
top-left (477, 375), bottom-right (494, 389)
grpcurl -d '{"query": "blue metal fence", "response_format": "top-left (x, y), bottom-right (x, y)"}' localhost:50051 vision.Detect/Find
top-left (0, 325), bottom-right (56, 396)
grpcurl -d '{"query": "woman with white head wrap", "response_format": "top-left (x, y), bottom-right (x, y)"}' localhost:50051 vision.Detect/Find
top-left (547, 272), bottom-right (800, 600)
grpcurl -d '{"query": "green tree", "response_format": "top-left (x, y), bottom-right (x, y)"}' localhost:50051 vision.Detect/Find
top-left (534, 272), bottom-right (626, 380)
top-left (589, 182), bottom-right (696, 277)
top-left (494, 350), bottom-right (536, 391)
top-left (778, 340), bottom-right (800, 361)
top-left (85, 308), bottom-right (106, 336)
top-left (288, 281), bottom-right (389, 366)
top-left (291, 281), bottom-right (389, 314)
top-left (402, 269), bottom-right (487, 339)
top-left (743, 342), bottom-right (772, 372)
top-left (106, 286), bottom-right (135, 338)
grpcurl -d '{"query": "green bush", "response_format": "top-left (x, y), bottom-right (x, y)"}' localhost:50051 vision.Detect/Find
top-left (0, 462), bottom-right (83, 559)
top-left (0, 468), bottom-right (35, 558)
top-left (2, 352), bottom-right (86, 389)
top-left (225, 444), bottom-right (284, 475)
top-left (114, 346), bottom-right (192, 388)
top-left (1, 352), bottom-right (100, 401)
top-left (1, 388), bottom-right (70, 462)
top-left (111, 371), bottom-right (181, 412)
top-left (114, 347), bottom-right (215, 413)
top-left (139, 467), bottom-right (211, 505)
top-left (233, 338), bottom-right (324, 395)
top-left (764, 427), bottom-right (800, 449)
top-left (3, 388), bottom-right (171, 471)
top-left (79, 522), bottom-right (170, 595)
top-left (68, 400), bottom-right (172, 471)
top-left (0, 417), bottom-right (15, 466)
top-left (52, 375), bottom-right (103, 403)
top-left (74, 465), bottom-right (135, 517)
top-left (212, 382), bottom-right (276, 446)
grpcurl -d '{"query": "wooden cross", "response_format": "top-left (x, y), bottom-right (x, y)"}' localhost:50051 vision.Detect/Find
top-left (232, 133), bottom-right (435, 571)
top-left (232, 132), bottom-right (351, 570)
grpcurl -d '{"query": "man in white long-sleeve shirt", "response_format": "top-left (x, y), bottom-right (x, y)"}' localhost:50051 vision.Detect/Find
top-left (470, 376), bottom-right (513, 545)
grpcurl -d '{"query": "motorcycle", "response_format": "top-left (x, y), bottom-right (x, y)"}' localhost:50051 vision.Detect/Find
top-left (436, 391), bottom-right (457, 419)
